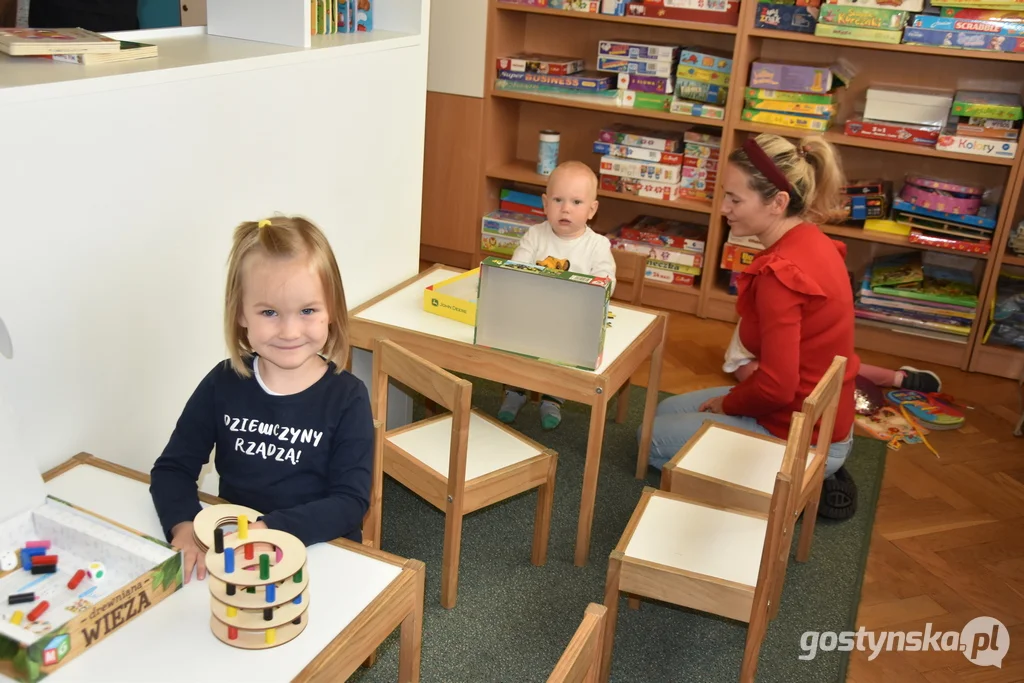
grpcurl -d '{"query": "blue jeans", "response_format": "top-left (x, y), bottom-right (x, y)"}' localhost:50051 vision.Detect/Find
top-left (639, 386), bottom-right (853, 476)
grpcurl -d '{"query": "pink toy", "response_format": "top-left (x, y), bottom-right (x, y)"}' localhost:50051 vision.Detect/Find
top-left (900, 183), bottom-right (981, 215)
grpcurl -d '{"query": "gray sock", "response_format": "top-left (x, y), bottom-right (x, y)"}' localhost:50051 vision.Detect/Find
top-left (540, 399), bottom-right (562, 430)
top-left (498, 390), bottom-right (528, 424)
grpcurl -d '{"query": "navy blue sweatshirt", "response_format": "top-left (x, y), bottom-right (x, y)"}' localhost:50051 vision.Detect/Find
top-left (150, 358), bottom-right (373, 547)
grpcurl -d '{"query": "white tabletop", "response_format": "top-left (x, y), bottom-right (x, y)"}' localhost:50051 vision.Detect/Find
top-left (354, 267), bottom-right (658, 375)
top-left (4, 463), bottom-right (402, 683)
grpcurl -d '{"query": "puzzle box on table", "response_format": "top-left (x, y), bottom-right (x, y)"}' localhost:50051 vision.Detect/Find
top-left (0, 396), bottom-right (183, 683)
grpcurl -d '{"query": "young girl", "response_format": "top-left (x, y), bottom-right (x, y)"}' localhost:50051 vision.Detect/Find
top-left (150, 216), bottom-right (374, 583)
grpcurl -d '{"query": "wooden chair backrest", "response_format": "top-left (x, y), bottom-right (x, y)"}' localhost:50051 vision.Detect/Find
top-left (801, 355), bottom-right (848, 464)
top-left (610, 249), bottom-right (646, 306)
top-left (546, 603), bottom-right (607, 683)
top-left (751, 410), bottom-right (805, 622)
top-left (361, 419), bottom-right (384, 549)
top-left (371, 338), bottom-right (473, 490)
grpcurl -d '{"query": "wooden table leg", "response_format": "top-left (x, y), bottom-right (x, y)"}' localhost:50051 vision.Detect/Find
top-left (635, 327), bottom-right (666, 480)
top-left (398, 562), bottom-right (425, 682)
top-left (574, 396), bottom-right (609, 567)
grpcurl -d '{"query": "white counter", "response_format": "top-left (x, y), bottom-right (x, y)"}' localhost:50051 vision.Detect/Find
top-left (0, 13), bottom-right (429, 475)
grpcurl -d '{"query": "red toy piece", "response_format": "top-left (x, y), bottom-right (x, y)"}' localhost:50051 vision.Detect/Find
top-left (30, 554), bottom-right (58, 566)
top-left (27, 601), bottom-right (49, 621)
top-left (67, 569), bottom-right (86, 589)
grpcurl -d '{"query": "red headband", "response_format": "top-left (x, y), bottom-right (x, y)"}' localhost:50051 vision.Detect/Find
top-left (742, 138), bottom-right (793, 196)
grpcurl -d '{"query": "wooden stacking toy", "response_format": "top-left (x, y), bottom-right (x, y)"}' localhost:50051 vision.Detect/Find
top-left (192, 504), bottom-right (309, 649)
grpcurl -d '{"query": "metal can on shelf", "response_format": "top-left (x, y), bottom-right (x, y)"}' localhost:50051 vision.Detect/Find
top-left (537, 130), bottom-right (560, 176)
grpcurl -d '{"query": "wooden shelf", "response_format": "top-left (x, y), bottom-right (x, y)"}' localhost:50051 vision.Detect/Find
top-left (1003, 254), bottom-right (1024, 268)
top-left (708, 282), bottom-right (737, 302)
top-left (491, 89), bottom-right (725, 127)
top-left (495, 3), bottom-right (739, 34)
top-left (487, 160), bottom-right (715, 215)
top-left (749, 28), bottom-right (1024, 63)
top-left (734, 121), bottom-right (1018, 167)
top-left (820, 224), bottom-right (990, 259)
top-left (970, 341), bottom-right (1024, 379)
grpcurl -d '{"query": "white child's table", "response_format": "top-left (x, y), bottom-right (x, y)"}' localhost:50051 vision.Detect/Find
top-left (350, 265), bottom-right (668, 566)
top-left (5, 453), bottom-right (425, 683)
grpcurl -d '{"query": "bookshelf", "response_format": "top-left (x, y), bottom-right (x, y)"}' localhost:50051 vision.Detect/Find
top-left (475, 0), bottom-right (1024, 375)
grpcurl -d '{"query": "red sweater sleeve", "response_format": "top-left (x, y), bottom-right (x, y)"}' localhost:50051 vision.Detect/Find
top-left (722, 273), bottom-right (805, 417)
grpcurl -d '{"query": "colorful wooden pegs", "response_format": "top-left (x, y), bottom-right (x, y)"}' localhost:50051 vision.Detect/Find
top-left (238, 515), bottom-right (248, 540)
top-left (8, 592), bottom-right (34, 605)
top-left (27, 601), bottom-right (49, 622)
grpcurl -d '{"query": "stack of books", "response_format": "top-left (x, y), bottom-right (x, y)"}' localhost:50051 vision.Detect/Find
top-left (607, 215), bottom-right (708, 289)
top-left (0, 28), bottom-right (157, 64)
top-left (672, 47), bottom-right (732, 120)
top-left (598, 40), bottom-right (680, 113)
top-left (856, 252), bottom-right (980, 342)
top-left (743, 60), bottom-right (854, 131)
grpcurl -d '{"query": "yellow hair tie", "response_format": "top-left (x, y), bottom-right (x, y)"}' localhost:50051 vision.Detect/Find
top-left (258, 219), bottom-right (271, 228)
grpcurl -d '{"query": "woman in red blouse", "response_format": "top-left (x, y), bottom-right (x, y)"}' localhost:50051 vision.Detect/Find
top-left (644, 132), bottom-right (860, 518)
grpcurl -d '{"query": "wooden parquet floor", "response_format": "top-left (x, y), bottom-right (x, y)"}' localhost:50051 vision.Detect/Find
top-left (627, 312), bottom-right (1024, 683)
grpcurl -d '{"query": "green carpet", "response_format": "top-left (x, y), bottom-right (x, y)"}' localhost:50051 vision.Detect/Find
top-left (349, 381), bottom-right (885, 683)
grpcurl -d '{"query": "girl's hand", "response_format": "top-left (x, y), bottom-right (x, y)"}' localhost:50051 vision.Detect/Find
top-left (699, 396), bottom-right (726, 414)
top-left (170, 521), bottom-right (206, 583)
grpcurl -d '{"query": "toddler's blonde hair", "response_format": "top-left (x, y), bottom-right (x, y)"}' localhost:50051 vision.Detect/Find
top-left (224, 216), bottom-right (350, 377)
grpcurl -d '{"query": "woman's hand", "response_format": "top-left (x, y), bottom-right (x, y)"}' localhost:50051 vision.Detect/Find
top-left (699, 396), bottom-right (726, 414)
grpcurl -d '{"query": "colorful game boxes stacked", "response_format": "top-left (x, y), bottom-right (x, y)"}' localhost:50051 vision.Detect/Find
top-left (626, 0), bottom-right (742, 27)
top-left (481, 189), bottom-right (547, 256)
top-left (814, 2), bottom-right (911, 43)
top-left (720, 230), bottom-right (765, 293)
top-left (672, 47), bottom-right (732, 120)
top-left (936, 90), bottom-right (1022, 160)
top-left (755, 0), bottom-right (821, 35)
top-left (497, 0), bottom-right (644, 14)
top-left (893, 174), bottom-right (998, 255)
top-left (494, 52), bottom-right (616, 101)
top-left (856, 251), bottom-right (979, 341)
top-left (599, 40), bottom-right (681, 114)
top-left (607, 215), bottom-right (708, 287)
top-left (680, 128), bottom-right (722, 201)
top-left (903, 5), bottom-right (1024, 54)
top-left (844, 86), bottom-right (951, 149)
top-left (596, 123), bottom-right (687, 202)
top-left (743, 60), bottom-right (854, 131)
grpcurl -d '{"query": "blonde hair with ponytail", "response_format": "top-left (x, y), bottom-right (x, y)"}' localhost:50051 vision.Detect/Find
top-left (728, 133), bottom-right (847, 225)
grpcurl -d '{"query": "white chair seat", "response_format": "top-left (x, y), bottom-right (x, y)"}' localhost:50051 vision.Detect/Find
top-left (674, 424), bottom-right (813, 496)
top-left (386, 410), bottom-right (544, 481)
top-left (624, 494), bottom-right (767, 587)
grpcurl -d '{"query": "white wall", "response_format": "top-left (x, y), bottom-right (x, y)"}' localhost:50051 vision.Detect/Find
top-left (0, 38), bottom-right (427, 476)
top-left (426, 0), bottom-right (487, 97)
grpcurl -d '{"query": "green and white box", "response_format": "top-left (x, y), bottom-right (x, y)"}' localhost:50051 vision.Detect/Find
top-left (474, 257), bottom-right (612, 370)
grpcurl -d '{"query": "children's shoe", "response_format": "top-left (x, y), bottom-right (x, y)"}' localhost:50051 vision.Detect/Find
top-left (819, 467), bottom-right (857, 520)
top-left (898, 366), bottom-right (942, 394)
top-left (886, 389), bottom-right (965, 431)
top-left (498, 390), bottom-right (528, 424)
top-left (539, 400), bottom-right (562, 430)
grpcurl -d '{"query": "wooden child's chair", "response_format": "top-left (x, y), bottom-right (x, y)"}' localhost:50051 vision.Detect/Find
top-left (658, 355), bottom-right (847, 564)
top-left (371, 338), bottom-right (558, 609)
top-left (547, 603), bottom-right (607, 683)
top-left (608, 249), bottom-right (647, 425)
top-left (601, 411), bottom-right (808, 683)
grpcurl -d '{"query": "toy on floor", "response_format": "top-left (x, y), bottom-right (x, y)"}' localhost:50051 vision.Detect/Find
top-left (192, 504), bottom-right (310, 649)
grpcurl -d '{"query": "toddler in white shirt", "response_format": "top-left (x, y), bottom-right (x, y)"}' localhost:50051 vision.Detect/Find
top-left (498, 160), bottom-right (616, 430)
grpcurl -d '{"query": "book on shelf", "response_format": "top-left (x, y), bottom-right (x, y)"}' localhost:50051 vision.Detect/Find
top-left (0, 28), bottom-right (120, 56)
top-left (45, 41), bottom-right (158, 65)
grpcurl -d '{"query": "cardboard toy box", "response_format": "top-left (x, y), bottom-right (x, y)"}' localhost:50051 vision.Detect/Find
top-left (474, 257), bottom-right (612, 371)
top-left (0, 458), bottom-right (183, 682)
top-left (424, 268), bottom-right (479, 326)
